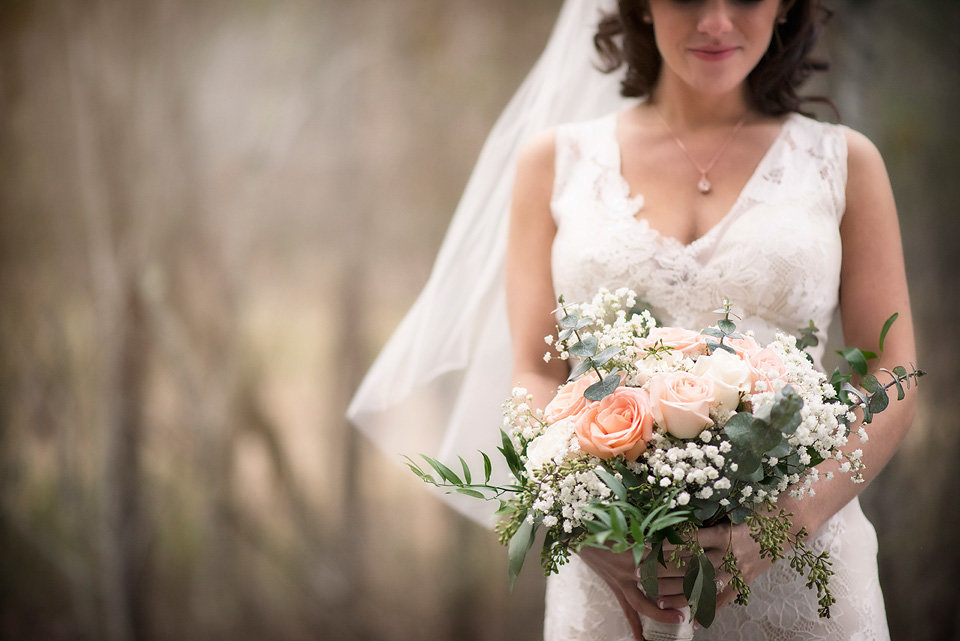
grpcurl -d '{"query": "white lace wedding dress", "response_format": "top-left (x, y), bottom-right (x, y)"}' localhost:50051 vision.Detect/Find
top-left (544, 111), bottom-right (891, 641)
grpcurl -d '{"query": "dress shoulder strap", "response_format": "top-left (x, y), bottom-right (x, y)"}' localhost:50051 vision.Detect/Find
top-left (551, 114), bottom-right (621, 218)
top-left (786, 115), bottom-right (849, 222)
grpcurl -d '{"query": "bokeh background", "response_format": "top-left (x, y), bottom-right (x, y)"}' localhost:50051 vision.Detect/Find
top-left (1, 1), bottom-right (958, 640)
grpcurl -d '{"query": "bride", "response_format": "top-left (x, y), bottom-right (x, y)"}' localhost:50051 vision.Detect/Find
top-left (350, 0), bottom-right (915, 639)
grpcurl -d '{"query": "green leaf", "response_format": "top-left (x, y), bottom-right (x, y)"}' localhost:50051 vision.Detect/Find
top-left (569, 336), bottom-right (599, 358)
top-left (768, 438), bottom-right (794, 458)
top-left (893, 365), bottom-right (907, 378)
top-left (729, 506), bottom-right (752, 524)
top-left (770, 385), bottom-right (803, 435)
top-left (455, 488), bottom-right (486, 499)
top-left (595, 468), bottom-right (628, 500)
top-left (507, 518), bottom-right (535, 589)
top-left (836, 347), bottom-right (869, 377)
top-left (498, 430), bottom-right (524, 479)
top-left (690, 498), bottom-right (720, 522)
top-left (584, 373), bottom-right (622, 401)
top-left (861, 375), bottom-right (880, 393)
top-left (700, 327), bottom-right (724, 339)
top-left (640, 538), bottom-right (663, 598)
top-left (459, 456), bottom-right (472, 485)
top-left (559, 313), bottom-right (579, 330)
top-left (593, 346), bottom-right (622, 366)
top-left (724, 413), bottom-right (781, 454)
top-left (482, 452), bottom-right (493, 483)
top-left (690, 554), bottom-right (717, 627)
top-left (568, 358), bottom-right (596, 381)
top-left (868, 388), bottom-right (889, 413)
top-left (718, 318), bottom-right (736, 335)
top-left (425, 456), bottom-right (462, 485)
top-left (878, 313), bottom-right (898, 352)
top-left (727, 445), bottom-right (762, 481)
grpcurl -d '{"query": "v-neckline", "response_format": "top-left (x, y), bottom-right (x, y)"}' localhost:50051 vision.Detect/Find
top-left (609, 111), bottom-right (796, 251)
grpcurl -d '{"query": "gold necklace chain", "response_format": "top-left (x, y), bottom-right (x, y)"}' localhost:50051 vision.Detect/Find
top-left (653, 107), bottom-right (747, 195)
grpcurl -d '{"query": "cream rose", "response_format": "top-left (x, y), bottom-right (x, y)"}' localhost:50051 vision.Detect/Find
top-left (647, 372), bottom-right (715, 439)
top-left (637, 326), bottom-right (708, 358)
top-left (574, 387), bottom-right (654, 461)
top-left (544, 373), bottom-right (598, 424)
top-left (691, 349), bottom-right (752, 413)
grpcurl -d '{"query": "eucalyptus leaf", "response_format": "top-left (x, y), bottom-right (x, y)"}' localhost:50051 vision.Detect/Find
top-left (689, 498), bottom-right (720, 522)
top-left (861, 375), bottom-right (880, 393)
top-left (569, 336), bottom-right (599, 358)
top-left (584, 373), bottom-right (621, 401)
top-left (770, 385), bottom-right (803, 435)
top-left (868, 388), bottom-right (889, 413)
top-left (558, 314), bottom-right (579, 330)
top-left (568, 358), bottom-right (595, 381)
top-left (729, 506), bottom-right (752, 524)
top-left (718, 318), bottom-right (737, 335)
top-left (593, 346), bottom-right (622, 366)
top-left (700, 327), bottom-right (724, 339)
top-left (768, 438), bottom-right (794, 458)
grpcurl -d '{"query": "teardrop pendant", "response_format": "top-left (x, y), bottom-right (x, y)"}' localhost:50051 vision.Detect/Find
top-left (697, 176), bottom-right (712, 194)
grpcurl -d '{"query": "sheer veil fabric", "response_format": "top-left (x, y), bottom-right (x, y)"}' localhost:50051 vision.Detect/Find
top-left (347, 0), bottom-right (635, 526)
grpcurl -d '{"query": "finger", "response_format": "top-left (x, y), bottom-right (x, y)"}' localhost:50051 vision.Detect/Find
top-left (696, 523), bottom-right (731, 549)
top-left (656, 593), bottom-right (690, 610)
top-left (653, 577), bottom-right (685, 598)
top-left (625, 583), bottom-right (687, 625)
top-left (613, 590), bottom-right (644, 641)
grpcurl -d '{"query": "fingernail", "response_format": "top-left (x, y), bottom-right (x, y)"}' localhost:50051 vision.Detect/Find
top-left (658, 600), bottom-right (666, 609)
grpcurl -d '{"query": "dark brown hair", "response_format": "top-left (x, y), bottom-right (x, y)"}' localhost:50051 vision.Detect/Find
top-left (594, 0), bottom-right (835, 116)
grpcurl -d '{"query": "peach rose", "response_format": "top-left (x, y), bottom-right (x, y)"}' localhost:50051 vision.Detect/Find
top-left (648, 372), bottom-right (715, 439)
top-left (544, 373), bottom-right (599, 424)
top-left (574, 387), bottom-right (654, 461)
top-left (638, 326), bottom-right (708, 358)
top-left (725, 334), bottom-right (762, 357)
top-left (747, 347), bottom-right (788, 392)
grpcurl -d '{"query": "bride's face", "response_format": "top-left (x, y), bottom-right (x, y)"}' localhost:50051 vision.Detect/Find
top-left (647, 0), bottom-right (784, 96)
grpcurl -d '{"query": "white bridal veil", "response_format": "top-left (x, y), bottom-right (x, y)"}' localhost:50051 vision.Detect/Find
top-left (347, 0), bottom-right (635, 526)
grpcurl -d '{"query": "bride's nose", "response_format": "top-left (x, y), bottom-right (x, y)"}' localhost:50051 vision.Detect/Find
top-left (697, 0), bottom-right (735, 37)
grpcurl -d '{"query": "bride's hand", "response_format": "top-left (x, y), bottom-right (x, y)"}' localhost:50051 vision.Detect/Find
top-left (578, 546), bottom-right (688, 641)
top-left (654, 522), bottom-right (773, 614)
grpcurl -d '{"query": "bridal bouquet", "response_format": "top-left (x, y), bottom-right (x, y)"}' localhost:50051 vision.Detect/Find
top-left (406, 288), bottom-right (922, 632)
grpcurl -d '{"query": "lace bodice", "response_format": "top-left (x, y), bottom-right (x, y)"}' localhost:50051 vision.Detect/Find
top-left (544, 112), bottom-right (890, 641)
top-left (551, 111), bottom-right (846, 369)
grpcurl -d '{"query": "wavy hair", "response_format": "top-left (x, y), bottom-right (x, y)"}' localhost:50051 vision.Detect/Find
top-left (594, 0), bottom-right (835, 116)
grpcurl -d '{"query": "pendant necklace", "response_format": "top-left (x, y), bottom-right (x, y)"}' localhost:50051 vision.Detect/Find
top-left (654, 107), bottom-right (747, 195)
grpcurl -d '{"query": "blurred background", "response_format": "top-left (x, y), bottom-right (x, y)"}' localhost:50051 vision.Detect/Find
top-left (1, 0), bottom-right (957, 640)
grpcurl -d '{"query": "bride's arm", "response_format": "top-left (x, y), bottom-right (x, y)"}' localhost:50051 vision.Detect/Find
top-left (505, 130), bottom-right (682, 639)
top-left (505, 128), bottom-right (568, 409)
top-left (656, 128), bottom-right (918, 613)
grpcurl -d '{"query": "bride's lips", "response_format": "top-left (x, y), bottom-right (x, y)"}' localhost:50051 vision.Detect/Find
top-left (688, 46), bottom-right (739, 61)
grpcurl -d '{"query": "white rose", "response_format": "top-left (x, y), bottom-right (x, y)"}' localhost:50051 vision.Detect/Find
top-left (691, 349), bottom-right (752, 413)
